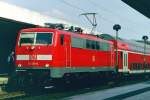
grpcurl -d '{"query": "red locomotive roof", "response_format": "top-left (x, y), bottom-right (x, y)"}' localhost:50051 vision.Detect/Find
top-left (20, 27), bottom-right (113, 44)
top-left (20, 27), bottom-right (56, 32)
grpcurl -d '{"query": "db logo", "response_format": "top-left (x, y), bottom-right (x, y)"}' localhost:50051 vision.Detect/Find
top-left (29, 55), bottom-right (37, 60)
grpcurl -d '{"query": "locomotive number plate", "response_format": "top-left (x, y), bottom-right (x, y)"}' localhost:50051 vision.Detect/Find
top-left (29, 55), bottom-right (37, 60)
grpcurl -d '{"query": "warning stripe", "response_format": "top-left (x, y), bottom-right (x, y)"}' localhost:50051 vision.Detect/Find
top-left (16, 55), bottom-right (52, 60)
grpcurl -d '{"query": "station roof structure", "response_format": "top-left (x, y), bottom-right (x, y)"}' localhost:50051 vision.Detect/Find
top-left (122, 0), bottom-right (150, 19)
top-left (0, 1), bottom-right (71, 26)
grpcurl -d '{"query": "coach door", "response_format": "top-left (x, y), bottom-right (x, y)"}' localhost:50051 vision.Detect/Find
top-left (123, 51), bottom-right (128, 72)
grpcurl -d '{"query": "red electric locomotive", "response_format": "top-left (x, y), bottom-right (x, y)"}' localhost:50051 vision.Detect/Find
top-left (13, 24), bottom-right (150, 87)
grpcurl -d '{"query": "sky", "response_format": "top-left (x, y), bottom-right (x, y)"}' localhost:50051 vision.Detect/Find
top-left (2, 0), bottom-right (150, 40)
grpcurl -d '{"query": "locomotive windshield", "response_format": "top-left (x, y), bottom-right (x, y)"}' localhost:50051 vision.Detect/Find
top-left (19, 32), bottom-right (53, 45)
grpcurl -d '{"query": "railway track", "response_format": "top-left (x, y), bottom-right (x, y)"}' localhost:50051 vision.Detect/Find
top-left (0, 75), bottom-right (149, 100)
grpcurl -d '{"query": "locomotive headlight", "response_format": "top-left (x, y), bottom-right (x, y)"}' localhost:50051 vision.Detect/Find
top-left (31, 46), bottom-right (35, 50)
top-left (18, 64), bottom-right (22, 67)
top-left (45, 64), bottom-right (49, 67)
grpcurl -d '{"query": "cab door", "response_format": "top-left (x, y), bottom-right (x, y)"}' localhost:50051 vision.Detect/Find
top-left (123, 51), bottom-right (128, 72)
top-left (64, 35), bottom-right (71, 67)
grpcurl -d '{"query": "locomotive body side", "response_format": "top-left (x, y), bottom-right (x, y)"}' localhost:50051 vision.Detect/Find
top-left (15, 28), bottom-right (115, 79)
top-left (53, 31), bottom-right (115, 78)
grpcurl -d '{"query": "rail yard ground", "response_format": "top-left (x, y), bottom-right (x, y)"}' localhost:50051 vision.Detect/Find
top-left (0, 74), bottom-right (150, 100)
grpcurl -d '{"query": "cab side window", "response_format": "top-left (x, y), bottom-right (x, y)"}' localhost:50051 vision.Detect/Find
top-left (60, 34), bottom-right (64, 45)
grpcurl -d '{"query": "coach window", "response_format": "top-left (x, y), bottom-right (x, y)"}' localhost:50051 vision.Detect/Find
top-left (147, 64), bottom-right (149, 69)
top-left (136, 63), bottom-right (139, 70)
top-left (71, 37), bottom-right (86, 48)
top-left (101, 42), bottom-right (110, 51)
top-left (132, 63), bottom-right (136, 69)
top-left (131, 63), bottom-right (134, 70)
top-left (148, 64), bottom-right (150, 69)
top-left (138, 63), bottom-right (141, 70)
top-left (92, 41), bottom-right (96, 49)
top-left (140, 63), bottom-right (142, 70)
top-left (134, 63), bottom-right (137, 69)
top-left (135, 63), bottom-right (138, 69)
top-left (146, 64), bottom-right (148, 69)
top-left (96, 41), bottom-right (100, 50)
top-left (147, 63), bottom-right (149, 69)
top-left (60, 34), bottom-right (64, 45)
top-left (144, 63), bottom-right (146, 69)
top-left (86, 40), bottom-right (92, 49)
top-left (131, 63), bottom-right (135, 70)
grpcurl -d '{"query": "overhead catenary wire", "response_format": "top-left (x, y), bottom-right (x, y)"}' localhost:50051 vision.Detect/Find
top-left (88, 0), bottom-right (149, 32)
top-left (57, 0), bottom-right (85, 12)
top-left (56, 0), bottom-right (143, 36)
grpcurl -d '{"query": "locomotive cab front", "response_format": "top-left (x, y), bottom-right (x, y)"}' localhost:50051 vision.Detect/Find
top-left (15, 28), bottom-right (55, 78)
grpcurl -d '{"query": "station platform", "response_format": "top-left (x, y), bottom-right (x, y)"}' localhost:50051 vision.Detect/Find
top-left (65, 81), bottom-right (150, 100)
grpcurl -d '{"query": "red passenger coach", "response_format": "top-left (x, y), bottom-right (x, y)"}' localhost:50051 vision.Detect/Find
top-left (100, 34), bottom-right (150, 74)
top-left (119, 40), bottom-right (150, 74)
